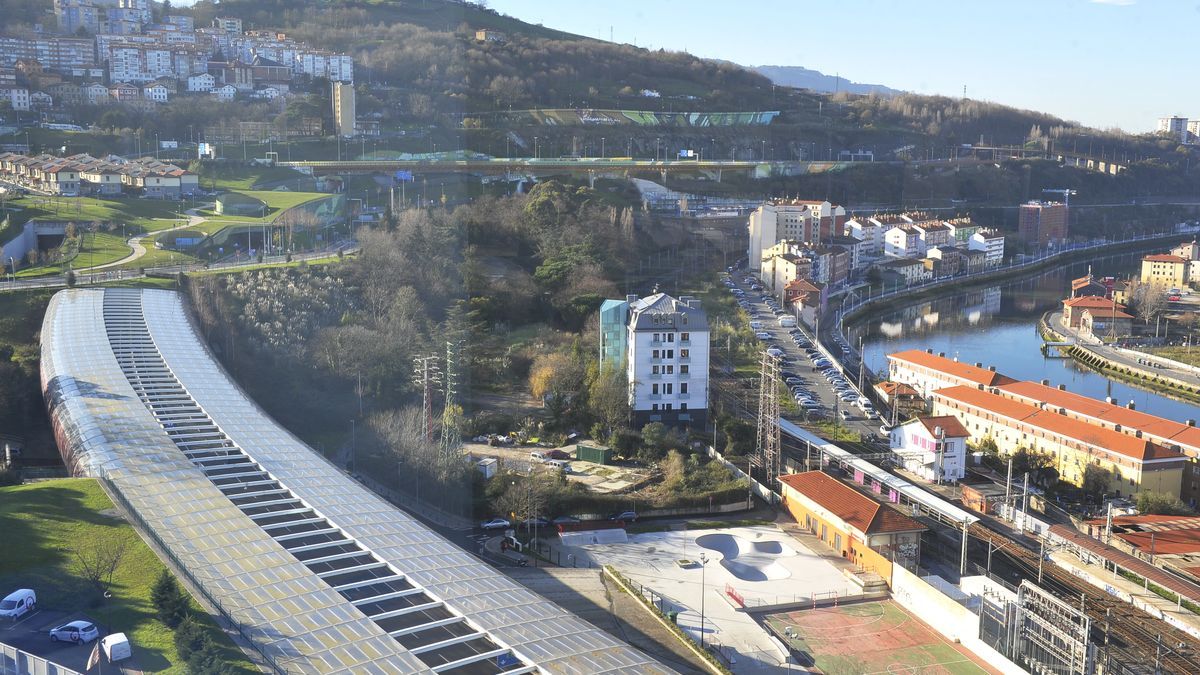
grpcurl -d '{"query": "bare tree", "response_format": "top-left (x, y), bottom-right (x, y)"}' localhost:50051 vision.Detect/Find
top-left (74, 538), bottom-right (127, 593)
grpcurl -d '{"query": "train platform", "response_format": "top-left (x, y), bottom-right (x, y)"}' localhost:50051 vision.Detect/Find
top-left (1046, 541), bottom-right (1200, 641)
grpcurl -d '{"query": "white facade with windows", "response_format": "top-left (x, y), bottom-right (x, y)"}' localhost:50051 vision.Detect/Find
top-left (969, 230), bottom-right (1005, 266)
top-left (626, 293), bottom-right (710, 428)
top-left (889, 416), bottom-right (968, 483)
top-left (884, 226), bottom-right (925, 259)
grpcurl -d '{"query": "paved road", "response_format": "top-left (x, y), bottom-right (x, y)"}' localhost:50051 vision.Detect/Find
top-left (724, 272), bottom-right (884, 439)
top-left (1051, 310), bottom-right (1200, 390)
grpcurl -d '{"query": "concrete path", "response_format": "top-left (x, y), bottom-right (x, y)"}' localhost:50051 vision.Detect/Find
top-left (82, 206), bottom-right (210, 272)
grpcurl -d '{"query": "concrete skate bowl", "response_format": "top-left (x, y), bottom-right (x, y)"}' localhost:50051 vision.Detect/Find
top-left (695, 533), bottom-right (798, 582)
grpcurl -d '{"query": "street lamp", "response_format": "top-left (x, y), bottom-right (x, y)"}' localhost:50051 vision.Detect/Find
top-left (600, 136), bottom-right (605, 159)
top-left (7, 256), bottom-right (15, 283)
top-left (698, 552), bottom-right (709, 648)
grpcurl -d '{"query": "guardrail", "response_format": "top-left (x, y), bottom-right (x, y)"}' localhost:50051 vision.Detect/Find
top-left (0, 641), bottom-right (81, 675)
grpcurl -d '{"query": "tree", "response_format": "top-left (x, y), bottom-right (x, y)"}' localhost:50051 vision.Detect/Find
top-left (1010, 447), bottom-right (1058, 487)
top-left (74, 537), bottom-right (127, 594)
top-left (1136, 491), bottom-right (1194, 516)
top-left (1128, 281), bottom-right (1167, 327)
top-left (587, 365), bottom-right (628, 440)
top-left (151, 569), bottom-right (189, 629)
top-left (1081, 463), bottom-right (1113, 502)
top-left (640, 422), bottom-right (682, 462)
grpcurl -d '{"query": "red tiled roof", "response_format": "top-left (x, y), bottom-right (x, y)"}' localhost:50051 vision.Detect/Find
top-left (933, 386), bottom-right (1183, 462)
top-left (1144, 254), bottom-right (1187, 264)
top-left (876, 381), bottom-right (920, 398)
top-left (916, 416), bottom-right (970, 438)
top-left (887, 350), bottom-right (1017, 387)
top-left (994, 380), bottom-right (1200, 452)
top-left (1118, 529), bottom-right (1200, 555)
top-left (1083, 514), bottom-right (1200, 529)
top-left (779, 471), bottom-right (925, 535)
top-left (1063, 295), bottom-right (1125, 310)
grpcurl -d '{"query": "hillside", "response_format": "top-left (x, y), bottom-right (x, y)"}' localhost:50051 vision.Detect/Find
top-left (755, 65), bottom-right (902, 97)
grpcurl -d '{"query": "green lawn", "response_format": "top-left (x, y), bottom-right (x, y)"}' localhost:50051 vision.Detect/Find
top-left (0, 479), bottom-right (255, 674)
top-left (198, 191), bottom-right (329, 225)
top-left (201, 165), bottom-right (305, 191)
top-left (15, 196), bottom-right (187, 233)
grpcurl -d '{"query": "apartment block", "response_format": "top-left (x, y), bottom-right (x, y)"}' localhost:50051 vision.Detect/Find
top-left (1018, 201), bottom-right (1069, 246)
top-left (747, 200), bottom-right (846, 270)
top-left (625, 293), bottom-right (709, 429)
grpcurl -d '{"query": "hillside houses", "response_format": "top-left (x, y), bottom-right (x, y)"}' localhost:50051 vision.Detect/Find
top-left (0, 152), bottom-right (198, 197)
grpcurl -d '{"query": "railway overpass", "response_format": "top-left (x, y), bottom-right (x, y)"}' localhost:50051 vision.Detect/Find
top-left (41, 287), bottom-right (673, 674)
top-left (278, 157), bottom-right (823, 181)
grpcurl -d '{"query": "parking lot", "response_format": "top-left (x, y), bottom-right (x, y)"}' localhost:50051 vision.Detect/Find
top-left (724, 271), bottom-right (884, 439)
top-left (0, 607), bottom-right (107, 673)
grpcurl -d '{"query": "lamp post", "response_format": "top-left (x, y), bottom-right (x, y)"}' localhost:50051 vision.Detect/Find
top-left (600, 136), bottom-right (605, 159)
top-left (698, 553), bottom-right (709, 648)
top-left (7, 257), bottom-right (15, 283)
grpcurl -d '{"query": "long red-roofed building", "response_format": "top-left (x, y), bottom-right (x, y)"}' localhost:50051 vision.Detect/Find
top-left (931, 385), bottom-right (1185, 497)
top-left (886, 349), bottom-right (1016, 398)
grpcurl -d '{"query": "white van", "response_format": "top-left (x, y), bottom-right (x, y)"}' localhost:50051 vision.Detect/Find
top-left (545, 459), bottom-right (571, 472)
top-left (0, 589), bottom-right (36, 619)
top-left (529, 451), bottom-right (547, 463)
top-left (749, 321), bottom-right (764, 330)
top-left (101, 633), bottom-right (132, 662)
top-left (777, 316), bottom-right (796, 328)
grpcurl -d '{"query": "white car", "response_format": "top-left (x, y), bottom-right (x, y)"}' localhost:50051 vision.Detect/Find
top-left (766, 347), bottom-right (784, 357)
top-left (49, 621), bottom-right (99, 644)
top-left (480, 518), bottom-right (511, 530)
top-left (755, 332), bottom-right (772, 340)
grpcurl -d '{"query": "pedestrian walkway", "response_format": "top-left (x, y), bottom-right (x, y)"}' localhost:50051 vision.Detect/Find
top-left (1049, 310), bottom-right (1200, 391)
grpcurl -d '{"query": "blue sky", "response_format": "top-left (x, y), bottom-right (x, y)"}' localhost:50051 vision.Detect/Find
top-left (486, 0), bottom-right (1187, 132)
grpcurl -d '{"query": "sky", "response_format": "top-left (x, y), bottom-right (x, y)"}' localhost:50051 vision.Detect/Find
top-left (485, 0), bottom-right (1194, 132)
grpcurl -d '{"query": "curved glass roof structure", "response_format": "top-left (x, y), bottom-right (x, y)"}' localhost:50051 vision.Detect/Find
top-left (41, 288), bottom-right (673, 675)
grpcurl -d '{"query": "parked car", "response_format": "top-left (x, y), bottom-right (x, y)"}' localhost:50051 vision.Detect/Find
top-left (480, 518), bottom-right (511, 530)
top-left (755, 332), bottom-right (772, 340)
top-left (766, 347), bottom-right (784, 357)
top-left (529, 451), bottom-right (547, 462)
top-left (545, 449), bottom-right (571, 460)
top-left (609, 511), bottom-right (638, 522)
top-left (552, 515), bottom-right (581, 525)
top-left (0, 589), bottom-right (35, 619)
top-left (521, 517), bottom-right (550, 529)
top-left (49, 621), bottom-right (98, 644)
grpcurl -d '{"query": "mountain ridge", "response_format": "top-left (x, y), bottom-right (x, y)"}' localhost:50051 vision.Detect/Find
top-left (755, 65), bottom-right (902, 96)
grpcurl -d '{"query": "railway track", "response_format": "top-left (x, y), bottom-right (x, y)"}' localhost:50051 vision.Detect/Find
top-left (970, 522), bottom-right (1200, 673)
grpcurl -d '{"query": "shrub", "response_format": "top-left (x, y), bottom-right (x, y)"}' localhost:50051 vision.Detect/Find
top-left (65, 270), bottom-right (76, 287)
top-left (173, 617), bottom-right (208, 663)
top-left (0, 468), bottom-right (21, 487)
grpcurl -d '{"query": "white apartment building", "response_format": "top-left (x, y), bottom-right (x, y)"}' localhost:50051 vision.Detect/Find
top-left (83, 82), bottom-right (109, 104)
top-left (187, 73), bottom-right (215, 92)
top-left (890, 416), bottom-right (968, 483)
top-left (1159, 116), bottom-right (1189, 144)
top-left (213, 84), bottom-right (236, 101)
top-left (1, 87), bottom-right (30, 111)
top-left (142, 82), bottom-right (170, 103)
top-left (747, 199), bottom-right (845, 271)
top-left (969, 230), bottom-right (1005, 267)
top-left (912, 221), bottom-right (952, 249)
top-left (883, 225), bottom-right (925, 258)
top-left (626, 293), bottom-right (709, 429)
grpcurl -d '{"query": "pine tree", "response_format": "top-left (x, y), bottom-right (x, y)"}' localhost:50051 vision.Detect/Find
top-left (151, 570), bottom-right (188, 629)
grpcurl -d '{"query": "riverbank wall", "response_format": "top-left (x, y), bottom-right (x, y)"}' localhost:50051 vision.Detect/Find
top-left (1037, 311), bottom-right (1200, 404)
top-left (840, 229), bottom-right (1191, 331)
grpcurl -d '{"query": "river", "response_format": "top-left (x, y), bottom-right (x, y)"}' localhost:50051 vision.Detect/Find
top-left (854, 253), bottom-right (1200, 424)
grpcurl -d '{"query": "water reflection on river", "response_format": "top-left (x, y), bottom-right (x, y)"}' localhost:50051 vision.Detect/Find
top-left (856, 254), bottom-right (1200, 423)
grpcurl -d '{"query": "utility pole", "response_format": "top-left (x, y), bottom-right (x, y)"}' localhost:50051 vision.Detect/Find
top-left (1004, 457), bottom-right (1013, 518)
top-left (441, 340), bottom-right (462, 452)
top-left (412, 355), bottom-right (441, 443)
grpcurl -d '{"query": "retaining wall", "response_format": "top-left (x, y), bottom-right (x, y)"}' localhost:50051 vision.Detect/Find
top-left (890, 565), bottom-right (1027, 675)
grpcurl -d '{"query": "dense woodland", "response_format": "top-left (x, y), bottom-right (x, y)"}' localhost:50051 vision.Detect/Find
top-left (185, 180), bottom-right (748, 517)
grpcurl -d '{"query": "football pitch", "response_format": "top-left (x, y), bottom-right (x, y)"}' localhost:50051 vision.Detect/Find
top-left (763, 600), bottom-right (997, 674)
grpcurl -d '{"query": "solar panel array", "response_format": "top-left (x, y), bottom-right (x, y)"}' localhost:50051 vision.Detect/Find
top-left (41, 288), bottom-right (674, 675)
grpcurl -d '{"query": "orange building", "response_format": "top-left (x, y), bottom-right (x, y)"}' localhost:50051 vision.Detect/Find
top-left (779, 471), bottom-right (926, 585)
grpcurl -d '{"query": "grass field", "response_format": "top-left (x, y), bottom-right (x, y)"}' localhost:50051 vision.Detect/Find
top-left (14, 196), bottom-right (187, 233)
top-left (764, 600), bottom-right (995, 675)
top-left (197, 190), bottom-right (329, 225)
top-left (0, 479), bottom-right (255, 674)
top-left (202, 165), bottom-right (305, 191)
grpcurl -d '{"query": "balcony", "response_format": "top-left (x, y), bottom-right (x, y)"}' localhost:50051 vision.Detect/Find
top-left (677, 393), bottom-right (690, 400)
top-left (647, 394), bottom-right (662, 401)
top-left (648, 373), bottom-right (662, 380)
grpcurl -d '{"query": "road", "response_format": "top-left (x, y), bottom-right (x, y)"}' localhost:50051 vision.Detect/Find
top-left (0, 244), bottom-right (357, 292)
top-left (724, 271), bottom-right (884, 440)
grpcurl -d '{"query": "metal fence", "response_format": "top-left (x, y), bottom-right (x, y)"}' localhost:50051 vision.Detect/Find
top-left (0, 642), bottom-right (81, 675)
top-left (95, 478), bottom-right (285, 674)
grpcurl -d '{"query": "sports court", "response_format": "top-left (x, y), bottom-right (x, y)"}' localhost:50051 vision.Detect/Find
top-left (763, 599), bottom-right (1000, 675)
